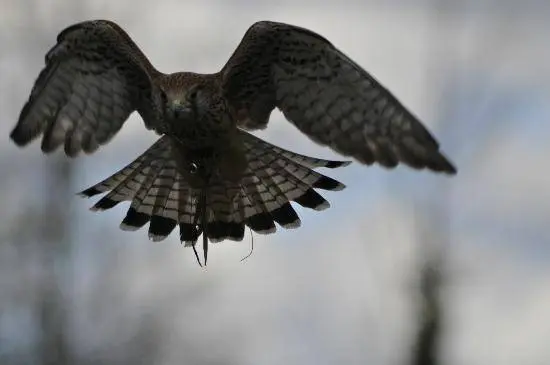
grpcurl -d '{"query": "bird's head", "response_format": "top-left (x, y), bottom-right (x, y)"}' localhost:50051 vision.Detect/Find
top-left (162, 83), bottom-right (207, 121)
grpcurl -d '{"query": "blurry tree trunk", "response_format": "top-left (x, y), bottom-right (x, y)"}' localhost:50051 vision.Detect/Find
top-left (411, 221), bottom-right (445, 365)
top-left (36, 157), bottom-right (74, 365)
top-left (409, 1), bottom-right (456, 364)
top-left (21, 4), bottom-right (87, 362)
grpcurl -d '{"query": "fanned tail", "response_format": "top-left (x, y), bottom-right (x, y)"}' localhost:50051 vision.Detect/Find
top-left (79, 132), bottom-right (350, 263)
top-left (79, 136), bottom-right (202, 244)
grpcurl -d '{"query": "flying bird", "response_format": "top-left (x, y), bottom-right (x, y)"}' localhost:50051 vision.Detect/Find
top-left (10, 20), bottom-right (456, 265)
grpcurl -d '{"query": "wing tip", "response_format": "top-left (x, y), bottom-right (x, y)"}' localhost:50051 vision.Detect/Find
top-left (9, 129), bottom-right (27, 147)
top-left (363, 141), bottom-right (458, 176)
top-left (9, 123), bottom-right (38, 148)
top-left (425, 151), bottom-right (457, 175)
top-left (437, 161), bottom-right (458, 175)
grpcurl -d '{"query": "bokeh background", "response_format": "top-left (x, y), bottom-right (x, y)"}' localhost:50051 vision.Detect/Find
top-left (1, 1), bottom-right (549, 364)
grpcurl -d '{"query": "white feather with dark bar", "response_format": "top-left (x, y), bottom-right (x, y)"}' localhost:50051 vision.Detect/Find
top-left (79, 131), bottom-right (349, 248)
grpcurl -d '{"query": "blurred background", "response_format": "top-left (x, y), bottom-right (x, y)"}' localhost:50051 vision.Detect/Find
top-left (1, 0), bottom-right (549, 364)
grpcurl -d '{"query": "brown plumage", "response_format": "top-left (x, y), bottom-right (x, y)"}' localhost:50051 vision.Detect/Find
top-left (10, 20), bottom-right (456, 265)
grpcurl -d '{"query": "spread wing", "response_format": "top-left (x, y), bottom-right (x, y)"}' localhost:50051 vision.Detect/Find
top-left (221, 21), bottom-right (456, 174)
top-left (10, 20), bottom-right (164, 157)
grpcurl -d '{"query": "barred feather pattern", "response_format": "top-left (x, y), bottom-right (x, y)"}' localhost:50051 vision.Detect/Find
top-left (79, 131), bottom-right (349, 246)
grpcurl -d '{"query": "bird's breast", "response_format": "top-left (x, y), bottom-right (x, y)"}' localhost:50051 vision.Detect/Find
top-left (168, 125), bottom-right (247, 189)
top-left (170, 113), bottom-right (234, 150)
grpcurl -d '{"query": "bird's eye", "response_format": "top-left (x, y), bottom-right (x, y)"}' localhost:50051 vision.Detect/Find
top-left (187, 87), bottom-right (200, 102)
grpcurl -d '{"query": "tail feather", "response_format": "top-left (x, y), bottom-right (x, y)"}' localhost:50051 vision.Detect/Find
top-left (242, 132), bottom-right (346, 195)
top-left (243, 170), bottom-right (300, 230)
top-left (202, 185), bottom-right (245, 243)
top-left (92, 160), bottom-right (162, 211)
top-left (252, 157), bottom-right (331, 211)
top-left (79, 138), bottom-right (167, 198)
top-left (149, 215), bottom-right (177, 241)
top-left (176, 179), bottom-right (201, 245)
top-left (120, 207), bottom-right (150, 231)
top-left (118, 161), bottom-right (164, 230)
top-left (254, 169), bottom-right (304, 228)
top-left (275, 158), bottom-right (345, 191)
top-left (240, 131), bottom-right (351, 169)
top-left (79, 133), bottom-right (349, 257)
top-left (239, 173), bottom-right (277, 234)
top-left (148, 165), bottom-right (178, 241)
top-left (268, 202), bottom-right (301, 228)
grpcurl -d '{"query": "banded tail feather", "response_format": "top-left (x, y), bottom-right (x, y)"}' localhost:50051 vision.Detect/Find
top-left (79, 131), bottom-right (350, 263)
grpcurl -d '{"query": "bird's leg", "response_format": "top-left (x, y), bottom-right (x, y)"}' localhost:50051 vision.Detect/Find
top-left (192, 245), bottom-right (202, 267)
top-left (190, 188), bottom-right (209, 266)
top-left (183, 151), bottom-right (213, 266)
top-left (199, 190), bottom-right (209, 265)
top-left (191, 202), bottom-right (203, 267)
top-left (189, 174), bottom-right (210, 266)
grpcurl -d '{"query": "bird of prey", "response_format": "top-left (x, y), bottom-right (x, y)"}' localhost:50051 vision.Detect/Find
top-left (10, 20), bottom-right (456, 265)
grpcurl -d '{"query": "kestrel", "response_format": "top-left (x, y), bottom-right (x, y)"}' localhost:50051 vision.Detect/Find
top-left (10, 20), bottom-right (456, 265)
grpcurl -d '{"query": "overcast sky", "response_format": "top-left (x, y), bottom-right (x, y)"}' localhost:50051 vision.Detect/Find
top-left (0, 1), bottom-right (549, 364)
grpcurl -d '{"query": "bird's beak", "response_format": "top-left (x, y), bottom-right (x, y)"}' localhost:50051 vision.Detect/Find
top-left (173, 102), bottom-right (194, 119)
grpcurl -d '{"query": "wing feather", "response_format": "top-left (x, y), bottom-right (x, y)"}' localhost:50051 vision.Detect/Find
top-left (222, 21), bottom-right (456, 174)
top-left (11, 20), bottom-right (163, 156)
